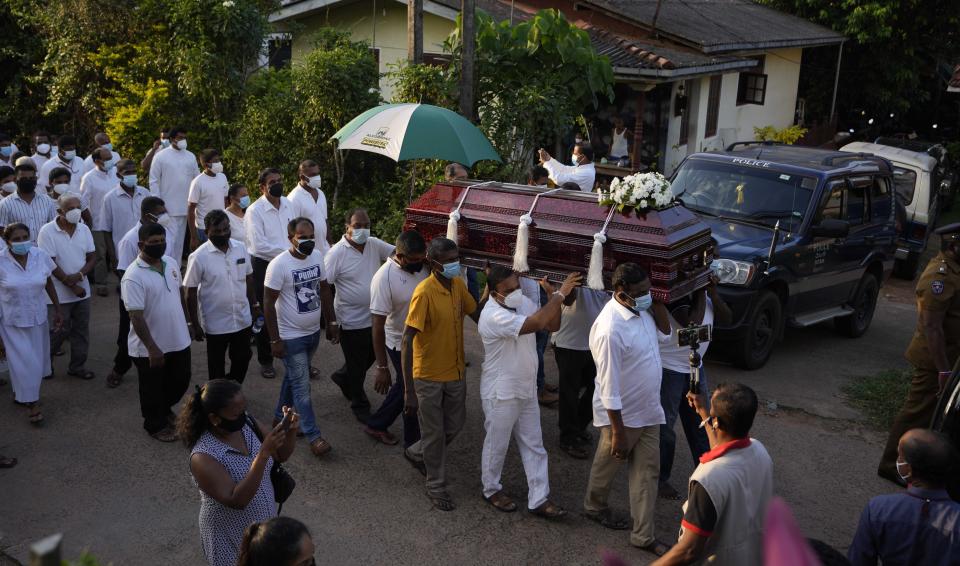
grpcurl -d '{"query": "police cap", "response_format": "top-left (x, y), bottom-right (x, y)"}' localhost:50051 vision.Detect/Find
top-left (934, 222), bottom-right (960, 241)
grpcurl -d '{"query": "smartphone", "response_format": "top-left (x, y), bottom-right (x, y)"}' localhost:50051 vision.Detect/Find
top-left (276, 410), bottom-right (293, 432)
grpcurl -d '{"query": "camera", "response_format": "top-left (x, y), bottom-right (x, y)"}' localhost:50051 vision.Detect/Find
top-left (677, 324), bottom-right (712, 348)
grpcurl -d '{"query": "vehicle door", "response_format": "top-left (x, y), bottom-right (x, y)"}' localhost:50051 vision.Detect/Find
top-left (830, 176), bottom-right (874, 301)
top-left (793, 179), bottom-right (848, 311)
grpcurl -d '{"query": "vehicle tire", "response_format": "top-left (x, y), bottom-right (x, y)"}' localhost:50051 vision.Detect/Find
top-left (893, 254), bottom-right (921, 280)
top-left (733, 291), bottom-right (781, 370)
top-left (835, 273), bottom-right (879, 338)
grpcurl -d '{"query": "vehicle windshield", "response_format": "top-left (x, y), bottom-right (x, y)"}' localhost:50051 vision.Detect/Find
top-left (671, 159), bottom-right (817, 231)
top-left (891, 167), bottom-right (917, 206)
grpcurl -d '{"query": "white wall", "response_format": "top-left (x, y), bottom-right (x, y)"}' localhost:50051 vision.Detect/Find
top-left (663, 47), bottom-right (802, 176)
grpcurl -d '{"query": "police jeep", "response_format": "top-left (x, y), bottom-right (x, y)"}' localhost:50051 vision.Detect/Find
top-left (670, 142), bottom-right (897, 369)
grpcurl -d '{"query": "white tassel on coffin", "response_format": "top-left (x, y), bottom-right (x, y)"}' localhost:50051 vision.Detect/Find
top-left (513, 188), bottom-right (561, 273)
top-left (445, 181), bottom-right (494, 245)
top-left (587, 207), bottom-right (617, 290)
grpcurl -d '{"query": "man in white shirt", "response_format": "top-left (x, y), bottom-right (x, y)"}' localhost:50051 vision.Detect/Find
top-left (245, 167), bottom-right (297, 379)
top-left (184, 209), bottom-right (259, 383)
top-left (0, 159), bottom-right (57, 241)
top-left (100, 160), bottom-right (149, 256)
top-left (106, 196), bottom-right (175, 389)
top-left (30, 131), bottom-right (53, 174)
top-left (80, 148), bottom-right (118, 296)
top-left (325, 208), bottom-right (395, 422)
top-left (81, 132), bottom-right (122, 175)
top-left (148, 125), bottom-right (199, 263)
top-left (287, 160), bottom-right (329, 253)
top-left (477, 266), bottom-right (580, 518)
top-left (365, 231), bottom-right (429, 447)
top-left (38, 136), bottom-right (84, 194)
top-left (187, 148), bottom-right (229, 251)
top-left (37, 194), bottom-right (96, 380)
top-left (264, 216), bottom-right (337, 457)
top-left (538, 144), bottom-right (596, 193)
top-left (553, 287), bottom-right (610, 459)
top-left (584, 262), bottom-right (671, 556)
top-left (121, 222), bottom-right (194, 442)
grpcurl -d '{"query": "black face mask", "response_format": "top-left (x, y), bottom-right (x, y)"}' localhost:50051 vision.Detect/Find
top-left (209, 233), bottom-right (231, 248)
top-left (217, 412), bottom-right (247, 432)
top-left (268, 182), bottom-right (284, 198)
top-left (16, 178), bottom-right (36, 193)
top-left (402, 261), bottom-right (423, 273)
top-left (142, 243), bottom-right (165, 260)
top-left (296, 238), bottom-right (316, 256)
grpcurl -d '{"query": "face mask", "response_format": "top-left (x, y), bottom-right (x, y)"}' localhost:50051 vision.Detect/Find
top-left (154, 213), bottom-right (172, 228)
top-left (175, 139), bottom-right (187, 150)
top-left (36, 143), bottom-right (50, 155)
top-left (209, 162), bottom-right (223, 175)
top-left (217, 412), bottom-right (247, 432)
top-left (53, 183), bottom-right (70, 195)
top-left (440, 260), bottom-right (461, 280)
top-left (16, 178), bottom-right (36, 193)
top-left (1, 181), bottom-right (16, 193)
top-left (634, 294), bottom-right (653, 311)
top-left (100, 159), bottom-right (115, 172)
top-left (102, 142), bottom-right (113, 152)
top-left (50, 145), bottom-right (58, 155)
top-left (296, 238), bottom-right (316, 256)
top-left (896, 460), bottom-right (911, 483)
top-left (401, 261), bottom-right (423, 274)
top-left (160, 138), bottom-right (171, 148)
top-left (121, 174), bottom-right (138, 188)
top-left (0, 146), bottom-right (11, 158)
top-left (238, 195), bottom-right (251, 209)
top-left (63, 150), bottom-right (76, 161)
top-left (10, 241), bottom-right (32, 256)
top-left (307, 175), bottom-right (322, 189)
top-left (64, 208), bottom-right (82, 224)
top-left (268, 182), bottom-right (284, 198)
top-left (209, 233), bottom-right (231, 248)
top-left (142, 242), bottom-right (165, 259)
top-left (571, 154), bottom-right (580, 165)
top-left (498, 289), bottom-right (524, 310)
top-left (351, 228), bottom-right (370, 245)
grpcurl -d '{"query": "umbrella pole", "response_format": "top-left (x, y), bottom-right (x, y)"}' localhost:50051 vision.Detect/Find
top-left (409, 160), bottom-right (417, 203)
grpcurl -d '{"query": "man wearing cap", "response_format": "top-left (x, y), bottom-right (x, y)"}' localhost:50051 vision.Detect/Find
top-left (878, 222), bottom-right (960, 485)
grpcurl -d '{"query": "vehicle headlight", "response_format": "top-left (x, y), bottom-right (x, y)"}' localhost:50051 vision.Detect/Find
top-left (710, 259), bottom-right (755, 286)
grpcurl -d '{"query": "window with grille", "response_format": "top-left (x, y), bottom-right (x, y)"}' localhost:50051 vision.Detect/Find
top-left (705, 75), bottom-right (722, 137)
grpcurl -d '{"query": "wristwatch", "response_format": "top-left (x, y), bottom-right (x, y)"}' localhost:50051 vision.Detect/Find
top-left (329, 321), bottom-right (340, 326)
top-left (553, 290), bottom-right (567, 300)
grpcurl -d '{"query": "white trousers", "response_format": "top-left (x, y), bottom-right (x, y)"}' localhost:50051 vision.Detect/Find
top-left (481, 396), bottom-right (550, 509)
top-left (168, 215), bottom-right (187, 264)
top-left (0, 322), bottom-right (50, 403)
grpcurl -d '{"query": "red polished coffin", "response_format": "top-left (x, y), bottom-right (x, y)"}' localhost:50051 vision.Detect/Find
top-left (404, 181), bottom-right (714, 302)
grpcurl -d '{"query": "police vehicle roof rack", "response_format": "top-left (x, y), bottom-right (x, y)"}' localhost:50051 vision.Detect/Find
top-left (821, 152), bottom-right (872, 166)
top-left (725, 141), bottom-right (786, 151)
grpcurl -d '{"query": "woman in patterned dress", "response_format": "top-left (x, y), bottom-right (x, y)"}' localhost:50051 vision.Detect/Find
top-left (177, 379), bottom-right (299, 566)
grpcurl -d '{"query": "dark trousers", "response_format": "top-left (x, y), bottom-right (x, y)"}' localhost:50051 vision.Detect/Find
top-left (331, 327), bottom-right (374, 415)
top-left (555, 347), bottom-right (596, 444)
top-left (113, 283), bottom-right (132, 375)
top-left (251, 257), bottom-right (273, 366)
top-left (880, 365), bottom-right (941, 475)
top-left (206, 327), bottom-right (253, 383)
top-left (133, 347), bottom-right (191, 434)
top-left (366, 347), bottom-right (421, 447)
top-left (659, 367), bottom-right (710, 485)
top-left (535, 330), bottom-right (548, 390)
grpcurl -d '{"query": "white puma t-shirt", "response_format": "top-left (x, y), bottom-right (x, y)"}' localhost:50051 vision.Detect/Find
top-left (264, 249), bottom-right (327, 340)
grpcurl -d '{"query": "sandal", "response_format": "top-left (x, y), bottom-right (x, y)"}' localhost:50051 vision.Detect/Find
top-left (545, 383), bottom-right (559, 393)
top-left (106, 371), bottom-right (123, 388)
top-left (658, 483), bottom-right (683, 501)
top-left (0, 455), bottom-right (16, 468)
top-left (67, 369), bottom-right (95, 380)
top-left (635, 539), bottom-right (671, 557)
top-left (529, 500), bottom-right (566, 519)
top-left (559, 441), bottom-right (590, 460)
top-left (583, 509), bottom-right (631, 530)
top-left (28, 407), bottom-right (44, 426)
top-left (309, 366), bottom-right (322, 380)
top-left (363, 426), bottom-right (398, 445)
top-left (310, 437), bottom-right (332, 457)
top-left (261, 365), bottom-right (276, 379)
top-left (427, 491), bottom-right (456, 511)
top-left (483, 491), bottom-right (517, 513)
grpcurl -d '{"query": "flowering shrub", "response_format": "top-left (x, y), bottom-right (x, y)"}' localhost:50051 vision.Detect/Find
top-left (599, 172), bottom-right (675, 213)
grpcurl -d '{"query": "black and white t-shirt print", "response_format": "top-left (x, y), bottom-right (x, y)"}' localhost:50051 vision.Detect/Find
top-left (292, 264), bottom-right (322, 313)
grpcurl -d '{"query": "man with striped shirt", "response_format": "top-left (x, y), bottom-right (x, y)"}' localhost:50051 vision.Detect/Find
top-left (0, 158), bottom-right (56, 242)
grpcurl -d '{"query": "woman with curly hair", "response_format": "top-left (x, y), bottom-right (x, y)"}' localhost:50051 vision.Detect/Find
top-left (176, 379), bottom-right (299, 566)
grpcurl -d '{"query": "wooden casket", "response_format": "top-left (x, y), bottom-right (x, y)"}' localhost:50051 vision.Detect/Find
top-left (404, 180), bottom-right (714, 303)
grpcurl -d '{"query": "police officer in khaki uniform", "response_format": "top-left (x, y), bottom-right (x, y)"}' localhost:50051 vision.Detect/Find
top-left (878, 223), bottom-right (960, 485)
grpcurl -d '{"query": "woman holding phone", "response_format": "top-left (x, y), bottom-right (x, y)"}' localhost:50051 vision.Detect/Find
top-left (177, 379), bottom-right (299, 566)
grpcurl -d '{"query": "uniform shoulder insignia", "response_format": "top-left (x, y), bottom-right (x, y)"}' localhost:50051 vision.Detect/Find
top-left (932, 280), bottom-right (945, 295)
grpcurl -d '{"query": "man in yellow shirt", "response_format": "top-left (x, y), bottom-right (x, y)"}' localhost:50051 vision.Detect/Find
top-left (401, 237), bottom-right (482, 511)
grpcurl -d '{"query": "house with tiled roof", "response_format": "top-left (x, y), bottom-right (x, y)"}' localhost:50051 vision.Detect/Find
top-left (270, 0), bottom-right (843, 174)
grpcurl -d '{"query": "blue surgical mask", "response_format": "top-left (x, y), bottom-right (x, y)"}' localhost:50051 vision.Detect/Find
top-left (121, 174), bottom-right (138, 188)
top-left (0, 146), bottom-right (11, 157)
top-left (634, 294), bottom-right (653, 311)
top-left (160, 138), bottom-right (171, 148)
top-left (440, 261), bottom-right (461, 279)
top-left (10, 241), bottom-right (32, 256)
top-left (102, 143), bottom-right (113, 151)
top-left (351, 228), bottom-right (370, 245)
top-left (239, 195), bottom-right (251, 209)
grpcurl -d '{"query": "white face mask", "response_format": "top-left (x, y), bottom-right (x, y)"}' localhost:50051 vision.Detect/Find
top-left (351, 228), bottom-right (370, 245)
top-left (307, 175), bottom-right (322, 189)
top-left (53, 183), bottom-right (70, 195)
top-left (50, 145), bottom-right (59, 155)
top-left (64, 208), bottom-right (82, 224)
top-left (1, 181), bottom-right (15, 194)
top-left (175, 139), bottom-right (187, 150)
top-left (571, 154), bottom-right (580, 165)
top-left (63, 150), bottom-right (76, 161)
top-left (209, 162), bottom-right (224, 175)
top-left (499, 289), bottom-right (524, 310)
top-left (155, 213), bottom-right (172, 228)
top-left (36, 143), bottom-right (51, 155)
top-left (896, 460), bottom-right (911, 483)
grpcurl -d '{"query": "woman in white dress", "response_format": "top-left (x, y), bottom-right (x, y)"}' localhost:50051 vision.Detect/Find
top-left (0, 223), bottom-right (65, 425)
top-left (226, 184), bottom-right (250, 248)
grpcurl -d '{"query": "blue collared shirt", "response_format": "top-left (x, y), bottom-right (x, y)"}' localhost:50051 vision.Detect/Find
top-left (848, 485), bottom-right (960, 566)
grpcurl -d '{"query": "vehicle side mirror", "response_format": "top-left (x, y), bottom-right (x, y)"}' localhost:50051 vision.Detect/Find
top-left (811, 218), bottom-right (850, 238)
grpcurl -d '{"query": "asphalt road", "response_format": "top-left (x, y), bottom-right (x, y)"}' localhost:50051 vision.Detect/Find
top-left (0, 280), bottom-right (913, 565)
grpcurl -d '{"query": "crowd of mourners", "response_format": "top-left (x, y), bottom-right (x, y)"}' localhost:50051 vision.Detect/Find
top-left (0, 128), bottom-right (957, 566)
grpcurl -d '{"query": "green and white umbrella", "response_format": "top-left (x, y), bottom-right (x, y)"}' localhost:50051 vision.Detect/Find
top-left (331, 103), bottom-right (501, 165)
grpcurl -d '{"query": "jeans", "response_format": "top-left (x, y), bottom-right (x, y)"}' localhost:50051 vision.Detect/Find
top-left (275, 331), bottom-right (323, 443)
top-left (331, 327), bottom-right (374, 416)
top-left (365, 347), bottom-right (421, 447)
top-left (251, 257), bottom-right (273, 366)
top-left (466, 267), bottom-right (481, 302)
top-left (555, 347), bottom-right (596, 444)
top-left (205, 326), bottom-right (252, 383)
top-left (659, 367), bottom-right (710, 485)
top-left (196, 228), bottom-right (207, 244)
top-left (133, 347), bottom-right (191, 434)
top-left (48, 299), bottom-right (90, 374)
top-left (113, 280), bottom-right (132, 375)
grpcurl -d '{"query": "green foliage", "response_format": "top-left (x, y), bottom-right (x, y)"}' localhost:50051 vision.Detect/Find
top-left (753, 124), bottom-right (809, 144)
top-left (63, 551), bottom-right (103, 566)
top-left (387, 63), bottom-right (456, 107)
top-left (842, 368), bottom-right (911, 429)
